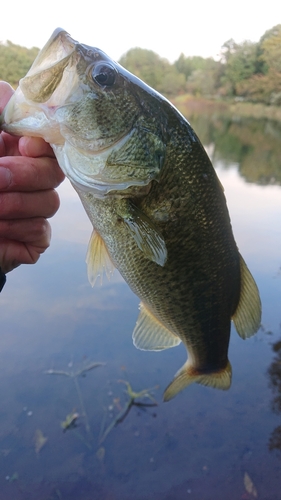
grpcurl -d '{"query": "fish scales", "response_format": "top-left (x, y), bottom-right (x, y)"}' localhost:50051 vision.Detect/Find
top-left (0, 28), bottom-right (261, 400)
top-left (79, 117), bottom-right (240, 369)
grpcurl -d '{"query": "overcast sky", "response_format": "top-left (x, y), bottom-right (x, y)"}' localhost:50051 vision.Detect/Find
top-left (1, 0), bottom-right (281, 62)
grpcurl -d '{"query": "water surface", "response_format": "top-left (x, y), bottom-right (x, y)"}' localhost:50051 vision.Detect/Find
top-left (1, 114), bottom-right (281, 500)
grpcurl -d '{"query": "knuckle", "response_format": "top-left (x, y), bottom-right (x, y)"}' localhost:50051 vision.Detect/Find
top-left (45, 190), bottom-right (60, 218)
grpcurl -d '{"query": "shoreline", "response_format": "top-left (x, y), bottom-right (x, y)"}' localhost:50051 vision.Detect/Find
top-left (171, 94), bottom-right (281, 122)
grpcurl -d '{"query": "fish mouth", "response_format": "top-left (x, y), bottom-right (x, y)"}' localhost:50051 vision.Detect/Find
top-left (1, 29), bottom-right (154, 198)
top-left (22, 28), bottom-right (77, 84)
top-left (1, 28), bottom-right (79, 139)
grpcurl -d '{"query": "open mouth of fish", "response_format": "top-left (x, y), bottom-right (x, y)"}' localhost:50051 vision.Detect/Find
top-left (1, 28), bottom-right (152, 197)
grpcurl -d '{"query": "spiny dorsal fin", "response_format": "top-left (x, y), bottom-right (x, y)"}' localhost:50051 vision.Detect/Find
top-left (232, 255), bottom-right (261, 339)
top-left (133, 302), bottom-right (181, 351)
top-left (163, 360), bottom-right (232, 402)
top-left (86, 230), bottom-right (115, 286)
top-left (117, 201), bottom-right (167, 267)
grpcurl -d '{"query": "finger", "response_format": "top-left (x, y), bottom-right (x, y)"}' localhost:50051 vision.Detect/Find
top-left (0, 189), bottom-right (60, 219)
top-left (19, 136), bottom-right (56, 159)
top-left (0, 156), bottom-right (65, 191)
top-left (0, 217), bottom-right (50, 244)
top-left (0, 131), bottom-right (20, 157)
top-left (0, 83), bottom-right (20, 157)
top-left (0, 220), bottom-right (51, 273)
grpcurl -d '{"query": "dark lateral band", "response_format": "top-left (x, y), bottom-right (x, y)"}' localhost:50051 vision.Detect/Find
top-left (0, 267), bottom-right (6, 292)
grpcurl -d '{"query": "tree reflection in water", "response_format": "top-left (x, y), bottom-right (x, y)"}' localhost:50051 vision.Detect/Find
top-left (268, 335), bottom-right (281, 455)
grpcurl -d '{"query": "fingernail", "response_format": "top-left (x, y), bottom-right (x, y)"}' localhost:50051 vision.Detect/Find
top-left (0, 167), bottom-right (12, 189)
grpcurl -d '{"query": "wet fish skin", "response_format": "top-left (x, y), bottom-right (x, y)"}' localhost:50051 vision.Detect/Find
top-left (0, 29), bottom-right (261, 401)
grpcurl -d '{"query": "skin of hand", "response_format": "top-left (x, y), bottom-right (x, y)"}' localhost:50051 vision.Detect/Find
top-left (0, 81), bottom-right (65, 274)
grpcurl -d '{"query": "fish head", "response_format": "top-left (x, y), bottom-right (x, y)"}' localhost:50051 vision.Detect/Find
top-left (1, 28), bottom-right (166, 197)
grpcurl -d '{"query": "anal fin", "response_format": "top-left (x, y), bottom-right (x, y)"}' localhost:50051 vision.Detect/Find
top-left (163, 360), bottom-right (232, 402)
top-left (86, 230), bottom-right (115, 286)
top-left (232, 254), bottom-right (261, 339)
top-left (133, 302), bottom-right (181, 351)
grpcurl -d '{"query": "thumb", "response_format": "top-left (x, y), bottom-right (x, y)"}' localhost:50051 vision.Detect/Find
top-left (19, 136), bottom-right (56, 158)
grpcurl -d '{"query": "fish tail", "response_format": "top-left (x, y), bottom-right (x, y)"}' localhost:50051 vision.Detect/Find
top-left (163, 360), bottom-right (232, 402)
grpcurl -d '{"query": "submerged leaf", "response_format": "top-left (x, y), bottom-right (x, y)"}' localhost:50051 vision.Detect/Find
top-left (44, 369), bottom-right (72, 377)
top-left (75, 362), bottom-right (105, 377)
top-left (61, 411), bottom-right (79, 431)
top-left (6, 472), bottom-right (18, 483)
top-left (244, 472), bottom-right (258, 498)
top-left (34, 429), bottom-right (48, 454)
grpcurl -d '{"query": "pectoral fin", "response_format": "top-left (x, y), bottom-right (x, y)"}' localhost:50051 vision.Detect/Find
top-left (118, 201), bottom-right (167, 266)
top-left (163, 360), bottom-right (232, 402)
top-left (86, 230), bottom-right (115, 286)
top-left (232, 255), bottom-right (261, 339)
top-left (133, 302), bottom-right (181, 351)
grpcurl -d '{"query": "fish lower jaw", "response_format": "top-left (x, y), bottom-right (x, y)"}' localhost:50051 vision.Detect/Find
top-left (2, 100), bottom-right (63, 144)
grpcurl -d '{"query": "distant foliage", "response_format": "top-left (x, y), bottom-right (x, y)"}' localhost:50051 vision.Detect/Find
top-left (119, 25), bottom-right (281, 105)
top-left (119, 48), bottom-right (186, 96)
top-left (220, 39), bottom-right (259, 94)
top-left (218, 24), bottom-right (281, 104)
top-left (1, 24), bottom-right (281, 105)
top-left (0, 41), bottom-right (39, 88)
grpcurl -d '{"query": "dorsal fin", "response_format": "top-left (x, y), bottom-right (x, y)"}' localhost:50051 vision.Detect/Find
top-left (232, 254), bottom-right (261, 339)
top-left (133, 302), bottom-right (181, 351)
top-left (86, 230), bottom-right (115, 286)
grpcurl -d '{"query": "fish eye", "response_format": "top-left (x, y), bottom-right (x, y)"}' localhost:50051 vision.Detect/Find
top-left (92, 63), bottom-right (117, 87)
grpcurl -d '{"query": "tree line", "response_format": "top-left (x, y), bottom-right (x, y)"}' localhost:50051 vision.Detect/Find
top-left (120, 24), bottom-right (281, 105)
top-left (0, 24), bottom-right (280, 105)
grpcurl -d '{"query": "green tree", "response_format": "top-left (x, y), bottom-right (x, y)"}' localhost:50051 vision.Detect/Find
top-left (119, 47), bottom-right (185, 96)
top-left (259, 24), bottom-right (281, 73)
top-left (186, 59), bottom-right (222, 97)
top-left (220, 39), bottom-right (258, 96)
top-left (174, 54), bottom-right (208, 80)
top-left (233, 25), bottom-right (281, 104)
top-left (174, 54), bottom-right (222, 97)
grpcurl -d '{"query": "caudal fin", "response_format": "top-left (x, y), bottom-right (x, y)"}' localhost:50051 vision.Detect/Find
top-left (163, 360), bottom-right (232, 402)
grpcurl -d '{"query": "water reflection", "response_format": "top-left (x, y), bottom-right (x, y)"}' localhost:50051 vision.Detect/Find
top-left (268, 333), bottom-right (281, 457)
top-left (1, 115), bottom-right (281, 498)
top-left (182, 112), bottom-right (281, 185)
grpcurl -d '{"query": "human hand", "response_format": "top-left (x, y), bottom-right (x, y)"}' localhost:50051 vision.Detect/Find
top-left (0, 81), bottom-right (65, 275)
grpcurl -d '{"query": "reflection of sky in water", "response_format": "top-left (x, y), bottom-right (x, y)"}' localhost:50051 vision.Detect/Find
top-left (1, 161), bottom-right (281, 499)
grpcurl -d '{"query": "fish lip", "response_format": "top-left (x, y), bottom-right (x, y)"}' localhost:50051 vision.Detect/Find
top-left (20, 28), bottom-right (78, 84)
top-left (32, 28), bottom-right (77, 68)
top-left (46, 27), bottom-right (71, 47)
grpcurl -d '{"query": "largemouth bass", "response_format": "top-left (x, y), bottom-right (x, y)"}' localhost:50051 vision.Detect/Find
top-left (0, 29), bottom-right (261, 401)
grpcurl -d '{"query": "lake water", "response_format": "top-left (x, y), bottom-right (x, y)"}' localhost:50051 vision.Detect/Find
top-left (1, 113), bottom-right (281, 499)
